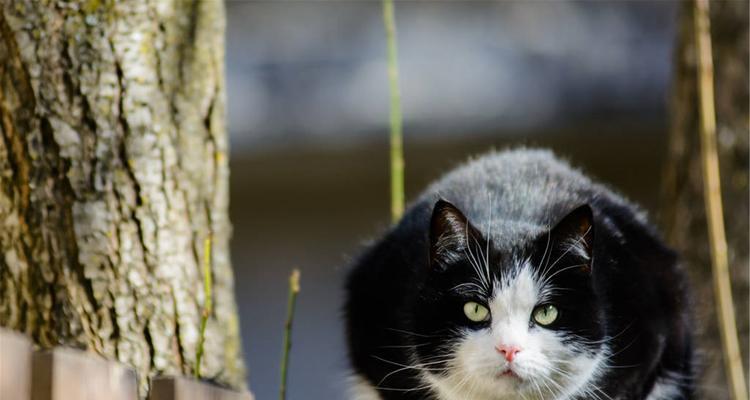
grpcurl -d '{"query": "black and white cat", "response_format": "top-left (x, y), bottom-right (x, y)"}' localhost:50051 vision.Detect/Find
top-left (344, 149), bottom-right (693, 400)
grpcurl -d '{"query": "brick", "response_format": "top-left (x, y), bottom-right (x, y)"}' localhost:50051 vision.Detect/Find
top-left (31, 347), bottom-right (137, 400)
top-left (0, 328), bottom-right (32, 400)
top-left (149, 376), bottom-right (254, 400)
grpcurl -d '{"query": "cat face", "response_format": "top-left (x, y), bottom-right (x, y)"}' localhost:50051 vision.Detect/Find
top-left (411, 200), bottom-right (607, 399)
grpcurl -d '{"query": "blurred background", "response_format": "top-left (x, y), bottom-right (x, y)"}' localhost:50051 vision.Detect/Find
top-left (225, 1), bottom-right (680, 399)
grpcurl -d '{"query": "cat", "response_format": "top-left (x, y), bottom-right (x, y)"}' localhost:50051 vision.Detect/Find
top-left (344, 149), bottom-right (693, 400)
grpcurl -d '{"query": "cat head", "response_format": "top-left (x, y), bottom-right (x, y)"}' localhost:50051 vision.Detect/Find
top-left (411, 200), bottom-right (607, 399)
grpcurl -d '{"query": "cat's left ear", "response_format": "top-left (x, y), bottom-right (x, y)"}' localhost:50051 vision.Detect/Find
top-left (549, 204), bottom-right (594, 272)
top-left (429, 200), bottom-right (483, 270)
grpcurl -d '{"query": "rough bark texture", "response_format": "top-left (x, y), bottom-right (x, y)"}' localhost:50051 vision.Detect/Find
top-left (0, 0), bottom-right (245, 397)
top-left (663, 2), bottom-right (748, 399)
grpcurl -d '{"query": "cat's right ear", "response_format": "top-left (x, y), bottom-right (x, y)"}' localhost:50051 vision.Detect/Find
top-left (429, 200), bottom-right (481, 269)
top-left (547, 204), bottom-right (595, 273)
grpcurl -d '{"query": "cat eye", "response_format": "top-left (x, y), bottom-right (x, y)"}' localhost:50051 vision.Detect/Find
top-left (532, 304), bottom-right (559, 326)
top-left (463, 301), bottom-right (490, 322)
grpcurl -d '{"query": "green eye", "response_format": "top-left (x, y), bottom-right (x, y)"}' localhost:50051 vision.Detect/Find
top-left (532, 304), bottom-right (559, 326)
top-left (463, 301), bottom-right (490, 322)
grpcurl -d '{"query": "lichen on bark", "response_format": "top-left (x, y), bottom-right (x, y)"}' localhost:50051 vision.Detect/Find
top-left (0, 0), bottom-right (245, 397)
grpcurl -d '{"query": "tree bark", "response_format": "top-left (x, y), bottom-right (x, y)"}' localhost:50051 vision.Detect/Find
top-left (664, 2), bottom-right (748, 398)
top-left (0, 0), bottom-right (245, 397)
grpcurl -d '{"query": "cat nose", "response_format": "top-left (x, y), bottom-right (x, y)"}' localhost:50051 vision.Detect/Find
top-left (495, 344), bottom-right (521, 362)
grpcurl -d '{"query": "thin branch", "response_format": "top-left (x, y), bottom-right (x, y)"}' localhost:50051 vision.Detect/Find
top-left (279, 269), bottom-right (300, 400)
top-left (693, 1), bottom-right (748, 399)
top-left (382, 0), bottom-right (405, 223)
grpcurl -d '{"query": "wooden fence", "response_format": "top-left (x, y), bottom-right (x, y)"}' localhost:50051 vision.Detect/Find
top-left (0, 328), bottom-right (253, 400)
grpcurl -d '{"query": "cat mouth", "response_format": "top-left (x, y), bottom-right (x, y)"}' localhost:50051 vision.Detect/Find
top-left (497, 369), bottom-right (520, 379)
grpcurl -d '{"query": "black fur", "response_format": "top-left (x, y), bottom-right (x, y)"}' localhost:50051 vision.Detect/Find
top-left (345, 149), bottom-right (693, 399)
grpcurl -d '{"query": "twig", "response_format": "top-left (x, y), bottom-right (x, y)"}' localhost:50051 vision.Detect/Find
top-left (693, 1), bottom-right (748, 399)
top-left (382, 0), bottom-right (405, 223)
top-left (279, 269), bottom-right (300, 400)
top-left (195, 236), bottom-right (213, 378)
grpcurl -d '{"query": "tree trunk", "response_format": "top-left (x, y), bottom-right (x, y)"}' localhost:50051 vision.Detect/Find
top-left (0, 0), bottom-right (245, 397)
top-left (664, 2), bottom-right (748, 399)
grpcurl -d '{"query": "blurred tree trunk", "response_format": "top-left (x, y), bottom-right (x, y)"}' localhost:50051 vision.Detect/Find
top-left (0, 0), bottom-right (245, 397)
top-left (663, 1), bottom-right (748, 399)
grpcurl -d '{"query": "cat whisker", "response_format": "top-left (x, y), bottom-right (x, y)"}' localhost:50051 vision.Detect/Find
top-left (534, 376), bottom-right (559, 400)
top-left (544, 380), bottom-right (565, 400)
top-left (378, 342), bottom-right (430, 349)
top-left (474, 236), bottom-right (491, 294)
top-left (541, 225), bottom-right (592, 279)
top-left (385, 327), bottom-right (442, 338)
top-left (539, 263), bottom-right (587, 288)
top-left (370, 381), bottom-right (434, 393)
top-left (565, 321), bottom-right (634, 347)
top-left (600, 332), bottom-right (642, 361)
top-left (537, 230), bottom-right (553, 281)
top-left (462, 217), bottom-right (492, 292)
top-left (484, 191), bottom-right (494, 296)
top-left (466, 242), bottom-right (491, 292)
top-left (462, 246), bottom-right (489, 293)
top-left (374, 356), bottom-right (453, 386)
top-left (586, 384), bottom-right (615, 400)
top-left (372, 355), bottom-right (448, 370)
top-left (448, 281), bottom-right (486, 297)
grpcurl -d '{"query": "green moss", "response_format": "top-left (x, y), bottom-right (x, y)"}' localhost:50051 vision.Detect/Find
top-left (83, 0), bottom-right (101, 14)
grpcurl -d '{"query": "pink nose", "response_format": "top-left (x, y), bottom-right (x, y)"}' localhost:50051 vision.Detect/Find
top-left (495, 345), bottom-right (521, 362)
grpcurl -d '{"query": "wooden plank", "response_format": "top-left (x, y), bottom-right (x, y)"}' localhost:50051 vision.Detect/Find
top-left (31, 347), bottom-right (137, 400)
top-left (0, 328), bottom-right (32, 400)
top-left (149, 376), bottom-right (254, 400)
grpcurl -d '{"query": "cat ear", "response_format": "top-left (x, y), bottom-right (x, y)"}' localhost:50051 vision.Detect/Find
top-left (429, 200), bottom-right (482, 269)
top-left (549, 205), bottom-right (594, 272)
